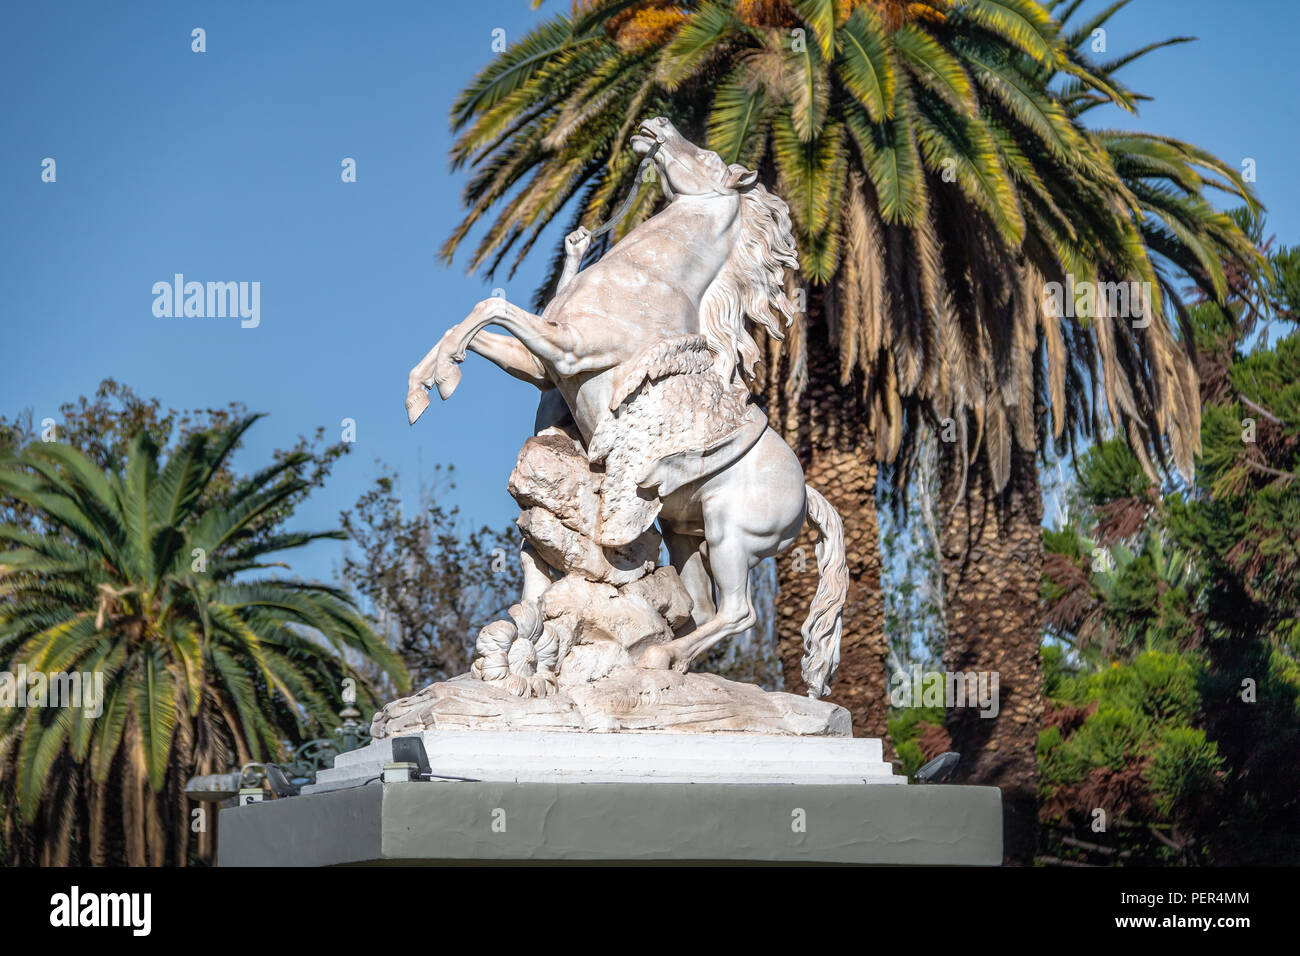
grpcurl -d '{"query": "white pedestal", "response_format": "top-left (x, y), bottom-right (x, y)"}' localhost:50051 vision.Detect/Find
top-left (305, 729), bottom-right (905, 791)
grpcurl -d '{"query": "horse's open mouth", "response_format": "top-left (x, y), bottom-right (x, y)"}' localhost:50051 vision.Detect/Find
top-left (630, 122), bottom-right (661, 156)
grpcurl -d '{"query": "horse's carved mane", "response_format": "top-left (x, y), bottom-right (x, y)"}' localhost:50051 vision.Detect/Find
top-left (698, 177), bottom-right (800, 386)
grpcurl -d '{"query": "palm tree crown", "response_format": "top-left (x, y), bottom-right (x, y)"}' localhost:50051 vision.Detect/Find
top-left (0, 416), bottom-right (406, 864)
top-left (444, 0), bottom-right (1260, 490)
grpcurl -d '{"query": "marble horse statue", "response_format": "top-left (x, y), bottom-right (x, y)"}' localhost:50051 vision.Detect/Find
top-left (406, 117), bottom-right (847, 697)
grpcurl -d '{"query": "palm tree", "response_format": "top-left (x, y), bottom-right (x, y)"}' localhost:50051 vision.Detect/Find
top-left (0, 417), bottom-right (407, 865)
top-left (442, 0), bottom-right (1259, 859)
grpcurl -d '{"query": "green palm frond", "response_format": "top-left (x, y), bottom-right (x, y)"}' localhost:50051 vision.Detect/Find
top-left (837, 6), bottom-right (896, 122)
top-left (450, 17), bottom-right (575, 131)
top-left (784, 18), bottom-right (831, 139)
top-left (1, 415), bottom-right (408, 848)
top-left (845, 106), bottom-right (926, 226)
top-left (791, 0), bottom-right (836, 58)
top-left (657, 1), bottom-right (740, 89)
top-left (708, 62), bottom-right (775, 164)
top-left (960, 0), bottom-right (1065, 68)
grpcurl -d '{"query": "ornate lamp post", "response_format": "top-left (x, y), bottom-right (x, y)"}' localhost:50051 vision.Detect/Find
top-left (278, 690), bottom-right (369, 788)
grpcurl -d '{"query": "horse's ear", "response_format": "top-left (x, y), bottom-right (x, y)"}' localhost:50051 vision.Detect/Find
top-left (725, 164), bottom-right (759, 191)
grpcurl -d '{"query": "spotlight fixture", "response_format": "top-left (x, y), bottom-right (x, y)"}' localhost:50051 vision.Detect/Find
top-left (391, 735), bottom-right (432, 777)
top-left (264, 763), bottom-right (300, 798)
top-left (383, 735), bottom-right (433, 782)
top-left (916, 751), bottom-right (961, 784)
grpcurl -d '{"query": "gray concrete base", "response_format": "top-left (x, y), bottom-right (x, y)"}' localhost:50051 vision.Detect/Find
top-left (219, 779), bottom-right (1002, 866)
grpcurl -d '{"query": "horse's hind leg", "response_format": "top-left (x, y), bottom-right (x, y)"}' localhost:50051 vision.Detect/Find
top-left (662, 523), bottom-right (713, 633)
top-left (641, 529), bottom-right (756, 670)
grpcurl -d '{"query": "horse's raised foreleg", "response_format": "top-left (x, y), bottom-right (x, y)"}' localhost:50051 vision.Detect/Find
top-left (412, 326), bottom-right (549, 395)
top-left (558, 227), bottom-right (591, 291)
top-left (407, 299), bottom-right (555, 422)
top-left (454, 297), bottom-right (625, 377)
top-left (408, 229), bottom-right (592, 421)
top-left (412, 296), bottom-right (624, 410)
top-left (469, 330), bottom-right (551, 386)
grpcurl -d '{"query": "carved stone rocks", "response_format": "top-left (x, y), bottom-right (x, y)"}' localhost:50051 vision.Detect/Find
top-left (367, 422), bottom-right (851, 737)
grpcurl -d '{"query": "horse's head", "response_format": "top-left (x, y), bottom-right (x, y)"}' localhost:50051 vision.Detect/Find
top-left (632, 117), bottom-right (757, 200)
top-left (632, 116), bottom-right (799, 389)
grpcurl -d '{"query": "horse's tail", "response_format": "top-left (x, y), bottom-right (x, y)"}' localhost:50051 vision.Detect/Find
top-left (800, 485), bottom-right (848, 699)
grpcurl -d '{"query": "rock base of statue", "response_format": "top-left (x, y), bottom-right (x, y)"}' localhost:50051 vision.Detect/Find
top-left (368, 669), bottom-right (853, 737)
top-left (360, 426), bottom-right (857, 740)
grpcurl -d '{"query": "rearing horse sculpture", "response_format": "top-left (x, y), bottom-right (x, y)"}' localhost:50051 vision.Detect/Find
top-left (407, 117), bottom-right (847, 697)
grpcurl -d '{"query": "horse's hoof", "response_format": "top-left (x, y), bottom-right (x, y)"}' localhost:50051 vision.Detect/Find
top-left (639, 645), bottom-right (672, 670)
top-left (405, 388), bottom-right (430, 424)
top-left (434, 361), bottom-right (462, 400)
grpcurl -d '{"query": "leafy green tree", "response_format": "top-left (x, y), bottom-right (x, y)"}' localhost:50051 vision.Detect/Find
top-left (1163, 297), bottom-right (1300, 864)
top-left (0, 415), bottom-right (407, 866)
top-left (1038, 226), bottom-right (1300, 864)
top-left (1037, 646), bottom-right (1225, 864)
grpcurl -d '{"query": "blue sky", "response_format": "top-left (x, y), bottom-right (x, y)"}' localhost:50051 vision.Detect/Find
top-left (2, 0), bottom-right (1298, 586)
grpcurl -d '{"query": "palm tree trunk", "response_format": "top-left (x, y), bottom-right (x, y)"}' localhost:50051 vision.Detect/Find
top-left (938, 443), bottom-right (1044, 865)
top-left (768, 303), bottom-right (889, 741)
top-left (122, 721), bottom-right (148, 867)
top-left (89, 777), bottom-right (107, 866)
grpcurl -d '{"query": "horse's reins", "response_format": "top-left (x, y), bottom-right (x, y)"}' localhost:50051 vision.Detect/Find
top-left (587, 140), bottom-right (661, 239)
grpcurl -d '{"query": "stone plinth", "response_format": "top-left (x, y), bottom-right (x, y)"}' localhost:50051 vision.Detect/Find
top-left (220, 776), bottom-right (1002, 866)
